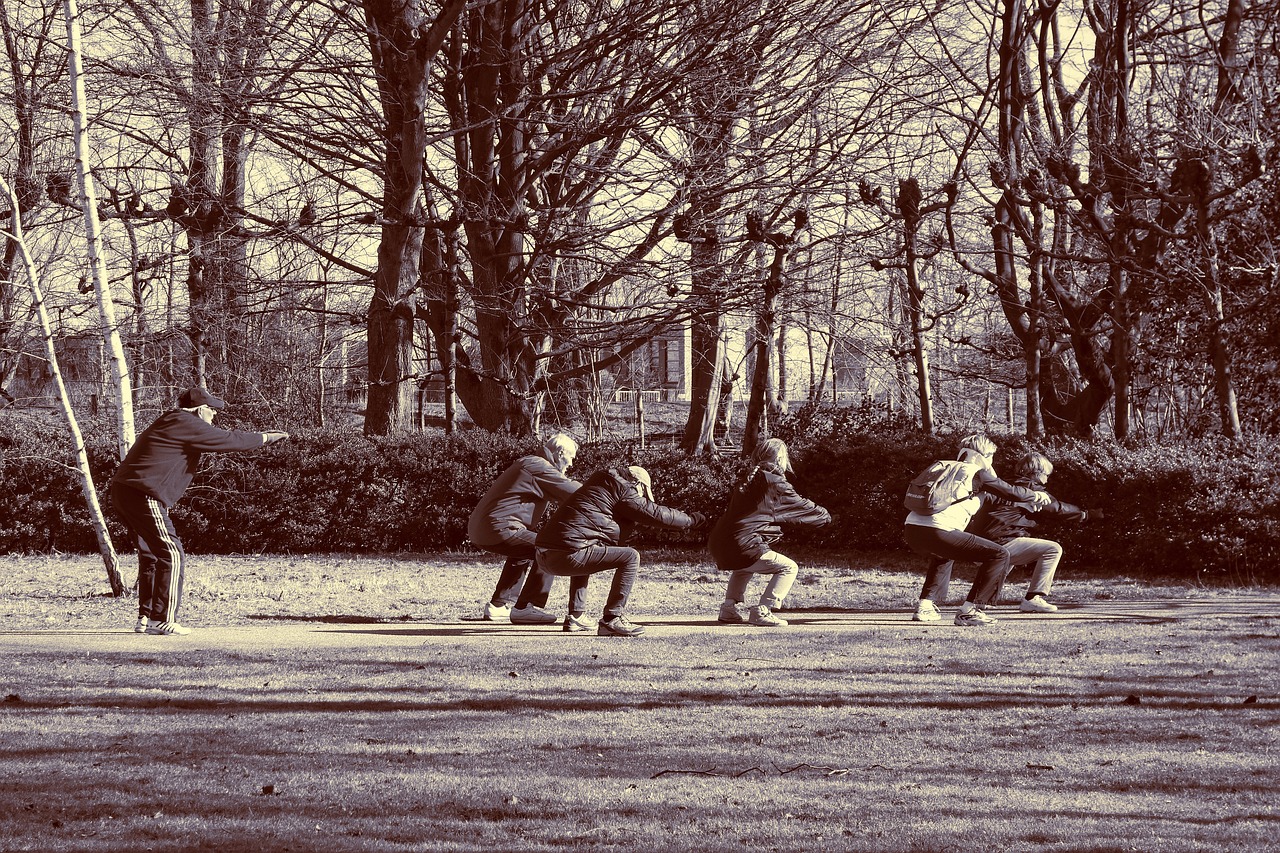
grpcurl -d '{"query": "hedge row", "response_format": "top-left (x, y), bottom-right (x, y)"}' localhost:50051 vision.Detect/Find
top-left (1, 404), bottom-right (1276, 584)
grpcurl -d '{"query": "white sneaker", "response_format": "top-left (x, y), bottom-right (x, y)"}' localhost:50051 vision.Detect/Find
top-left (913, 600), bottom-right (942, 622)
top-left (145, 621), bottom-right (191, 636)
top-left (1020, 595), bottom-right (1058, 613)
top-left (483, 602), bottom-right (511, 621)
top-left (133, 616), bottom-right (149, 633)
top-left (510, 604), bottom-right (558, 624)
top-left (954, 605), bottom-right (996, 627)
top-left (562, 614), bottom-right (594, 633)
top-left (749, 605), bottom-right (788, 627)
top-left (717, 602), bottom-right (746, 624)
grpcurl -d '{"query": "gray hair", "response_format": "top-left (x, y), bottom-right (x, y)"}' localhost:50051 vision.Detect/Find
top-left (543, 433), bottom-right (578, 456)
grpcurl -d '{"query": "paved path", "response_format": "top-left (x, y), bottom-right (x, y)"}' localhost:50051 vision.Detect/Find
top-left (1, 596), bottom-right (1274, 652)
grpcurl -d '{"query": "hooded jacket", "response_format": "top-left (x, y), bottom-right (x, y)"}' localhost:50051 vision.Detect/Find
top-left (535, 468), bottom-right (698, 552)
top-left (109, 409), bottom-right (266, 507)
top-left (708, 463), bottom-right (831, 571)
top-left (468, 453), bottom-right (581, 549)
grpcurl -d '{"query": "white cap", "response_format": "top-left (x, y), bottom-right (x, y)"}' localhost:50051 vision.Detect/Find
top-left (627, 466), bottom-right (653, 501)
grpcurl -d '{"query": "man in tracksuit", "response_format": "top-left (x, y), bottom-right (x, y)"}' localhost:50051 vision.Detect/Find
top-left (110, 386), bottom-right (288, 636)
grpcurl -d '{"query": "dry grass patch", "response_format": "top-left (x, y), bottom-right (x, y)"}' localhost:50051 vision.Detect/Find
top-left (0, 552), bottom-right (1276, 851)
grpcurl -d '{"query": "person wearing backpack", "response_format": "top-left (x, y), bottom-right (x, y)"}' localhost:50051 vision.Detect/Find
top-left (709, 438), bottom-right (831, 627)
top-left (902, 434), bottom-right (1050, 626)
top-left (968, 451), bottom-right (1102, 613)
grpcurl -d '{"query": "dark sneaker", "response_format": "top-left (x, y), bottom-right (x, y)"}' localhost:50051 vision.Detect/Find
top-left (597, 616), bottom-right (645, 637)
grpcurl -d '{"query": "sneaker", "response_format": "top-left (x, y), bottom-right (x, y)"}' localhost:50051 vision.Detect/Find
top-left (954, 606), bottom-right (996, 627)
top-left (145, 621), bottom-right (192, 636)
top-left (483, 602), bottom-right (511, 621)
top-left (749, 605), bottom-right (788, 627)
top-left (717, 602), bottom-right (746, 624)
top-left (597, 616), bottom-right (645, 637)
top-left (912, 600), bottom-right (942, 622)
top-left (1020, 595), bottom-right (1059, 613)
top-left (510, 604), bottom-right (558, 625)
top-left (133, 616), bottom-right (149, 633)
top-left (562, 614), bottom-right (595, 633)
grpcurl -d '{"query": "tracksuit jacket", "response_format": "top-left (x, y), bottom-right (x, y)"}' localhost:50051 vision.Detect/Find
top-left (708, 463), bottom-right (831, 571)
top-left (109, 409), bottom-right (267, 505)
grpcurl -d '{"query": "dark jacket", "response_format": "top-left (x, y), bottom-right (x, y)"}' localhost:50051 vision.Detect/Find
top-left (968, 481), bottom-right (1088, 545)
top-left (972, 467), bottom-right (1044, 504)
top-left (109, 410), bottom-right (266, 507)
top-left (708, 463), bottom-right (831, 571)
top-left (468, 453), bottom-right (581, 549)
top-left (536, 468), bottom-right (698, 552)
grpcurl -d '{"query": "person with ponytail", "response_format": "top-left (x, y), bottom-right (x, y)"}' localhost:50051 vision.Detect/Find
top-left (708, 438), bottom-right (831, 627)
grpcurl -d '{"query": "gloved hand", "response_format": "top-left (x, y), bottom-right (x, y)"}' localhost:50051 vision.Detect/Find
top-left (1087, 508), bottom-right (1105, 521)
top-left (688, 512), bottom-right (709, 530)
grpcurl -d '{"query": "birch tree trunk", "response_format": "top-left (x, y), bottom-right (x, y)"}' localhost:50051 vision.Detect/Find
top-left (64, 0), bottom-right (135, 457)
top-left (1, 176), bottom-right (125, 596)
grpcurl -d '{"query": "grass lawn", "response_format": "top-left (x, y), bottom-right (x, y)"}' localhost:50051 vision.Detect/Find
top-left (0, 551), bottom-right (1276, 852)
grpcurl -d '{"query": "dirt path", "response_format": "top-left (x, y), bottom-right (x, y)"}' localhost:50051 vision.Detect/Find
top-left (2, 595), bottom-right (1273, 652)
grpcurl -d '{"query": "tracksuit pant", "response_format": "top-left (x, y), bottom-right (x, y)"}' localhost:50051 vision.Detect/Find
top-left (111, 483), bottom-right (185, 624)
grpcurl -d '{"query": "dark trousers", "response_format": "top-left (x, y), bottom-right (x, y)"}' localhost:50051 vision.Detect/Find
top-left (903, 524), bottom-right (1010, 608)
top-left (537, 545), bottom-right (639, 620)
top-left (111, 484), bottom-right (185, 623)
top-left (486, 527), bottom-right (554, 609)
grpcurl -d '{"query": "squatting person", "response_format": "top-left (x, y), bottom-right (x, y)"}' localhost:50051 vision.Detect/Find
top-left (535, 466), bottom-right (705, 637)
top-left (709, 438), bottom-right (831, 627)
top-left (468, 433), bottom-right (582, 625)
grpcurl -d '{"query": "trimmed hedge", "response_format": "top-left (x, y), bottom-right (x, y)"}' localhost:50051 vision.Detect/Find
top-left (0, 405), bottom-right (1276, 584)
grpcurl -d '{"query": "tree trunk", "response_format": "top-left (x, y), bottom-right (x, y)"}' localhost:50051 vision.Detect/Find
top-left (64, 0), bottom-right (135, 456)
top-left (361, 0), bottom-right (467, 435)
top-left (682, 238), bottom-right (727, 454)
top-left (899, 179), bottom-right (934, 433)
top-left (2, 175), bottom-right (124, 595)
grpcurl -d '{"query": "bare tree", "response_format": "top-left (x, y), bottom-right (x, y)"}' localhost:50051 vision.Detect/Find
top-left (1, 173), bottom-right (124, 594)
top-left (64, 0), bottom-right (135, 454)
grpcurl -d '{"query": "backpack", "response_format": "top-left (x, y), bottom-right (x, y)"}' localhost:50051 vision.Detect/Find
top-left (903, 460), bottom-right (977, 514)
